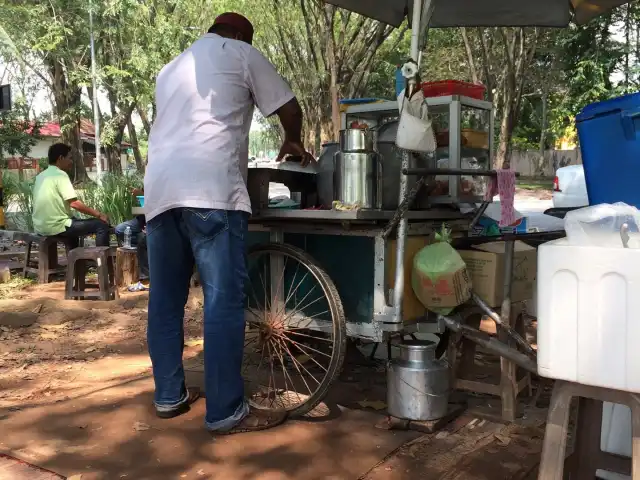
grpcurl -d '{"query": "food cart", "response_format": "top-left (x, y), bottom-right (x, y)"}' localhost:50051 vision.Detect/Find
top-left (240, 0), bottom-right (632, 422)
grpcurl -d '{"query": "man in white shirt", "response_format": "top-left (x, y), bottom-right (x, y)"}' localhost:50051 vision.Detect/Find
top-left (144, 12), bottom-right (313, 434)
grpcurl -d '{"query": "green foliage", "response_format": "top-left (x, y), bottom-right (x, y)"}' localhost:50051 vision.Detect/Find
top-left (0, 101), bottom-right (41, 164)
top-left (78, 173), bottom-right (143, 226)
top-left (2, 171), bottom-right (34, 232)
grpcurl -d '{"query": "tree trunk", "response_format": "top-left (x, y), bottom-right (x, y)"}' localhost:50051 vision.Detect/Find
top-left (461, 28), bottom-right (480, 83)
top-left (496, 103), bottom-right (513, 170)
top-left (104, 147), bottom-right (121, 174)
top-left (536, 91), bottom-right (549, 177)
top-left (128, 119), bottom-right (145, 173)
top-left (625, 4), bottom-right (631, 90)
top-left (47, 58), bottom-right (88, 183)
top-left (137, 105), bottom-right (151, 136)
top-left (324, 6), bottom-right (340, 139)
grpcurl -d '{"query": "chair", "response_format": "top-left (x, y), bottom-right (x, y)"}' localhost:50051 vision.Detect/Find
top-left (65, 247), bottom-right (118, 301)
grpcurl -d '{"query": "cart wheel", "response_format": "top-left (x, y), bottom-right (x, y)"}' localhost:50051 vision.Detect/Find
top-left (243, 242), bottom-right (347, 417)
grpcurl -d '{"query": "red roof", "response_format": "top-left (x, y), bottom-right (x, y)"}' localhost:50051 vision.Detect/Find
top-left (35, 119), bottom-right (96, 138)
top-left (24, 119), bottom-right (130, 147)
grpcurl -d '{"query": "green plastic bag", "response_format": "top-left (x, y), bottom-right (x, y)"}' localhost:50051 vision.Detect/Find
top-left (411, 225), bottom-right (472, 313)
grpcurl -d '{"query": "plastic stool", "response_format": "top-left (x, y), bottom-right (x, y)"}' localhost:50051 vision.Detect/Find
top-left (65, 247), bottom-right (118, 301)
top-left (538, 380), bottom-right (640, 479)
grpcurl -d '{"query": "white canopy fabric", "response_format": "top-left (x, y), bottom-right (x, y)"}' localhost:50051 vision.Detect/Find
top-left (321, 0), bottom-right (632, 27)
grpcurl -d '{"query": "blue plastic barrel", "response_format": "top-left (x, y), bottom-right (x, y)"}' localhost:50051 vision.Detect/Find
top-left (576, 92), bottom-right (640, 206)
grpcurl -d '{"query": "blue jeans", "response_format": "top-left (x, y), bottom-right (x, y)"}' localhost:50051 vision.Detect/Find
top-left (146, 208), bottom-right (249, 431)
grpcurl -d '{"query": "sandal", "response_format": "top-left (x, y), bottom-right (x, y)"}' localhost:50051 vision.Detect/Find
top-left (155, 387), bottom-right (201, 419)
top-left (215, 407), bottom-right (288, 435)
top-left (128, 282), bottom-right (149, 292)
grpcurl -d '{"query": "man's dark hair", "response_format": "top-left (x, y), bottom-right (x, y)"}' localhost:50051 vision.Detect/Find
top-left (48, 143), bottom-right (71, 165)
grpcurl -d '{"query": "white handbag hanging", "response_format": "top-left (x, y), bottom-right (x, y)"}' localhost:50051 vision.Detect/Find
top-left (395, 88), bottom-right (437, 153)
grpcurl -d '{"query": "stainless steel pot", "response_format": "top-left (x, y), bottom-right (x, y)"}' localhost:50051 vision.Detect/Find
top-left (387, 340), bottom-right (450, 421)
top-left (333, 151), bottom-right (381, 209)
top-left (339, 128), bottom-right (375, 152)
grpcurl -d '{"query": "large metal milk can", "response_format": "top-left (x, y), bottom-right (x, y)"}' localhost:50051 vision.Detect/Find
top-left (387, 340), bottom-right (450, 421)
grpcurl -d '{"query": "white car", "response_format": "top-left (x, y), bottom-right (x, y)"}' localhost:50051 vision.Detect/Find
top-left (552, 165), bottom-right (589, 208)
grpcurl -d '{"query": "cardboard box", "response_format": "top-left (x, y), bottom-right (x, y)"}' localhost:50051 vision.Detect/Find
top-left (412, 265), bottom-right (472, 309)
top-left (458, 241), bottom-right (537, 307)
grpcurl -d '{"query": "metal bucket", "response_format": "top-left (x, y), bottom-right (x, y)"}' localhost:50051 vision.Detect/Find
top-left (339, 128), bottom-right (375, 152)
top-left (387, 340), bottom-right (450, 421)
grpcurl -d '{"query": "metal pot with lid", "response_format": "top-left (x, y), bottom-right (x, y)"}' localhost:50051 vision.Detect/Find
top-left (339, 128), bottom-right (375, 152)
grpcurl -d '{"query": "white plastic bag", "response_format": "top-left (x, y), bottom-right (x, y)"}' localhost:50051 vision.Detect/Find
top-left (564, 202), bottom-right (640, 247)
top-left (395, 89), bottom-right (437, 153)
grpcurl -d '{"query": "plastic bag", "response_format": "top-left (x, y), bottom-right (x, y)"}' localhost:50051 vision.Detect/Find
top-left (395, 89), bottom-right (437, 153)
top-left (411, 226), bottom-right (472, 312)
top-left (564, 202), bottom-right (640, 248)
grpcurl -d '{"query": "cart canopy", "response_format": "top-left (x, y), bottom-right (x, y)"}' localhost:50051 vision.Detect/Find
top-left (321, 0), bottom-right (632, 27)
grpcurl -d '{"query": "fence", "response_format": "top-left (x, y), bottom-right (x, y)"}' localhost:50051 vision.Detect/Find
top-left (510, 149), bottom-right (582, 177)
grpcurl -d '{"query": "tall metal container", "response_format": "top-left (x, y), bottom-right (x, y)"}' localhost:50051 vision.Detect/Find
top-left (387, 340), bottom-right (450, 421)
top-left (333, 152), bottom-right (382, 209)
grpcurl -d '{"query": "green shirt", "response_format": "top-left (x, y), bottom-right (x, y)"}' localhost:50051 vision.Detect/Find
top-left (32, 165), bottom-right (77, 236)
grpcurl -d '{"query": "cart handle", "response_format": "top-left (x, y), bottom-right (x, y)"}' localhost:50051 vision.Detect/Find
top-left (402, 168), bottom-right (521, 177)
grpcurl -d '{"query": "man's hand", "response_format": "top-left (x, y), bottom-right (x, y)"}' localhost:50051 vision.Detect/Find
top-left (275, 140), bottom-right (315, 167)
top-left (98, 213), bottom-right (109, 225)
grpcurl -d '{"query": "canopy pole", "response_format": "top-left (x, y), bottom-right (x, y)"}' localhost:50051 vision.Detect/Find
top-left (409, 0), bottom-right (422, 67)
top-left (392, 0), bottom-right (433, 325)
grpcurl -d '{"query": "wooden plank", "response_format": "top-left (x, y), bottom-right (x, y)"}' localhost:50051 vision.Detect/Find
top-left (456, 379), bottom-right (501, 396)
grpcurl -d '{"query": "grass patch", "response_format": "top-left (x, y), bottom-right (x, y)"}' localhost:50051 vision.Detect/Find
top-left (0, 277), bottom-right (35, 300)
top-left (517, 177), bottom-right (554, 191)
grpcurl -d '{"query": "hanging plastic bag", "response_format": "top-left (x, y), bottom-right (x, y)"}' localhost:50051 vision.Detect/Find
top-left (564, 202), bottom-right (640, 248)
top-left (411, 225), bottom-right (472, 312)
top-left (395, 88), bottom-right (437, 153)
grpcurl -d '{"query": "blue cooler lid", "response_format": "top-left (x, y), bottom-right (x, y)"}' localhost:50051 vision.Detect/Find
top-left (576, 92), bottom-right (640, 122)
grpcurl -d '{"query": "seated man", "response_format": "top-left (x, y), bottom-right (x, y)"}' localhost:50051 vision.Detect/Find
top-left (32, 143), bottom-right (111, 248)
top-left (115, 189), bottom-right (149, 286)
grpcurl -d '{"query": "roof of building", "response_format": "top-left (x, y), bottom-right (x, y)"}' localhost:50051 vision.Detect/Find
top-left (27, 119), bottom-right (131, 147)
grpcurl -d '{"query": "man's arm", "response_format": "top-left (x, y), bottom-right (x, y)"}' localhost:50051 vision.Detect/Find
top-left (276, 99), bottom-right (303, 144)
top-left (245, 48), bottom-right (314, 166)
top-left (68, 199), bottom-right (109, 224)
top-left (57, 176), bottom-right (109, 224)
top-left (274, 99), bottom-right (314, 166)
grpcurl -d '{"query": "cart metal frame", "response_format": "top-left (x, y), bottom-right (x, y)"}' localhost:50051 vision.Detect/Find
top-left (249, 208), bottom-right (470, 343)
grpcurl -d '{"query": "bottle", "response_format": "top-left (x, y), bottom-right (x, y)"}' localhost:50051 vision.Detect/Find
top-left (124, 226), bottom-right (132, 249)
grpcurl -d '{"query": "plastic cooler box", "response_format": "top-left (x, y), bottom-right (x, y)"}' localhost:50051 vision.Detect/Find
top-left (537, 238), bottom-right (640, 393)
top-left (576, 92), bottom-right (640, 207)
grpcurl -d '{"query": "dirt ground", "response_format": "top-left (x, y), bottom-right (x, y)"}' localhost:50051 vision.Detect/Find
top-left (0, 281), bottom-right (547, 479)
top-left (0, 283), bottom-right (206, 413)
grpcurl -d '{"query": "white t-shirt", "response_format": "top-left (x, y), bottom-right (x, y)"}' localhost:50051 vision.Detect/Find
top-left (144, 33), bottom-right (295, 221)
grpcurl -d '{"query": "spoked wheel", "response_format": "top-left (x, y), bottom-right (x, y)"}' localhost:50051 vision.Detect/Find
top-left (243, 243), bottom-right (347, 417)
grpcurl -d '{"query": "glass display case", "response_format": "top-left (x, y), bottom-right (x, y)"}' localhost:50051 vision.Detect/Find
top-left (341, 95), bottom-right (494, 205)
